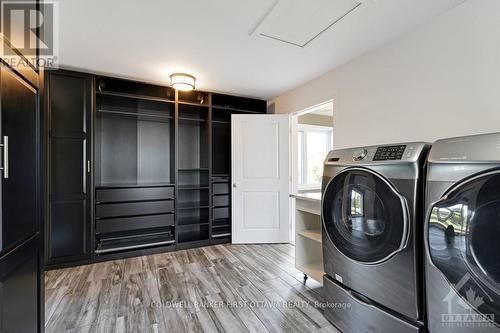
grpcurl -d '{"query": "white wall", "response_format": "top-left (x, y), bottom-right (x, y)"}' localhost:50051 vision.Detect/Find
top-left (271, 0), bottom-right (500, 149)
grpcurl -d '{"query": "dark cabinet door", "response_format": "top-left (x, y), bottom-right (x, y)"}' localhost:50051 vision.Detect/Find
top-left (0, 235), bottom-right (41, 333)
top-left (0, 65), bottom-right (38, 253)
top-left (46, 70), bottom-right (92, 265)
top-left (0, 61), bottom-right (42, 332)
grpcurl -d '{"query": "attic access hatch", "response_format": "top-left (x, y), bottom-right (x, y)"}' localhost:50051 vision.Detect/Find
top-left (251, 0), bottom-right (362, 48)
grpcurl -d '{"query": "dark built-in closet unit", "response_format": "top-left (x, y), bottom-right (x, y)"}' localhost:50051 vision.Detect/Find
top-left (45, 69), bottom-right (266, 268)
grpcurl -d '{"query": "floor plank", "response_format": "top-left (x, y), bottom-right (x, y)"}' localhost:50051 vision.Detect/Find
top-left (45, 243), bottom-right (336, 333)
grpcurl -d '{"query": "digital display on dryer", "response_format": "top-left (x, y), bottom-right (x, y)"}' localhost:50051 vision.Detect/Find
top-left (373, 145), bottom-right (406, 161)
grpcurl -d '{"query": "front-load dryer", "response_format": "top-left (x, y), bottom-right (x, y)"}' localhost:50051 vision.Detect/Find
top-left (321, 142), bottom-right (429, 333)
top-left (425, 133), bottom-right (500, 332)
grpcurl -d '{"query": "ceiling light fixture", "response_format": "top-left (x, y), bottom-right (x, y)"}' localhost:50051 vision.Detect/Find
top-left (170, 73), bottom-right (196, 91)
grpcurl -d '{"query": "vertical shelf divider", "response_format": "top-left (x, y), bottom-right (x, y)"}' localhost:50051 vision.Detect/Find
top-left (208, 93), bottom-right (213, 241)
top-left (174, 89), bottom-right (179, 247)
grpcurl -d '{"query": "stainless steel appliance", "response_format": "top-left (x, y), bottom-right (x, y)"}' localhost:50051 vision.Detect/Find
top-left (425, 133), bottom-right (500, 332)
top-left (321, 142), bottom-right (429, 333)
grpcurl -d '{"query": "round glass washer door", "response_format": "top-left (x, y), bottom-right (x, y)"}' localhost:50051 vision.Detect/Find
top-left (322, 168), bottom-right (409, 264)
top-left (428, 170), bottom-right (500, 326)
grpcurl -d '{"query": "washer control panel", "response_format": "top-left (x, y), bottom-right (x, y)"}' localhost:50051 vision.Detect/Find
top-left (373, 145), bottom-right (407, 161)
top-left (325, 142), bottom-right (427, 166)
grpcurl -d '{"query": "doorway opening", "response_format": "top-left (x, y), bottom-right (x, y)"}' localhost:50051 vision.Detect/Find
top-left (290, 101), bottom-right (334, 243)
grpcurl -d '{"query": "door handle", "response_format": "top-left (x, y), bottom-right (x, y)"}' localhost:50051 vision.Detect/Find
top-left (0, 136), bottom-right (8, 179)
top-left (233, 183), bottom-right (237, 188)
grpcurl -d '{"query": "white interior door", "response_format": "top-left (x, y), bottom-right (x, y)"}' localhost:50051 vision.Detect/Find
top-left (231, 114), bottom-right (290, 243)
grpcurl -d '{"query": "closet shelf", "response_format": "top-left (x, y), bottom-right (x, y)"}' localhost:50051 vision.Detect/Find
top-left (178, 185), bottom-right (209, 190)
top-left (97, 109), bottom-right (173, 120)
top-left (297, 229), bottom-right (322, 243)
top-left (97, 90), bottom-right (175, 104)
top-left (178, 100), bottom-right (209, 108)
top-left (212, 204), bottom-right (230, 209)
top-left (177, 202), bottom-right (210, 210)
top-left (178, 221), bottom-right (210, 227)
top-left (178, 168), bottom-right (209, 171)
top-left (212, 120), bottom-right (230, 125)
top-left (212, 105), bottom-right (261, 114)
top-left (212, 223), bottom-right (230, 229)
top-left (178, 117), bottom-right (206, 123)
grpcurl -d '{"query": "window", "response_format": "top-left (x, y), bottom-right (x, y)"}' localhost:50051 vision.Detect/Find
top-left (297, 124), bottom-right (333, 189)
top-left (351, 189), bottom-right (364, 216)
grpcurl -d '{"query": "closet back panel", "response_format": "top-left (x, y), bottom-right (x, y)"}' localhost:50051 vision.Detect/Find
top-left (178, 209), bottom-right (209, 222)
top-left (212, 123), bottom-right (230, 174)
top-left (97, 117), bottom-right (172, 185)
top-left (178, 123), bottom-right (201, 169)
top-left (98, 116), bottom-right (138, 184)
top-left (137, 121), bottom-right (171, 183)
top-left (178, 191), bottom-right (209, 205)
top-left (178, 172), bottom-right (209, 186)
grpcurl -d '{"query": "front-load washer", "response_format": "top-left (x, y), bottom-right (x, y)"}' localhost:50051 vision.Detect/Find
top-left (425, 133), bottom-right (500, 333)
top-left (321, 142), bottom-right (430, 333)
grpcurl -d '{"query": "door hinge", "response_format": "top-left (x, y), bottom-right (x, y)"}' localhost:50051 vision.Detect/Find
top-left (87, 160), bottom-right (91, 173)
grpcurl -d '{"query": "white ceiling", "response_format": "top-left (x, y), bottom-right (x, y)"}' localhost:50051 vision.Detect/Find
top-left (58, 0), bottom-right (466, 99)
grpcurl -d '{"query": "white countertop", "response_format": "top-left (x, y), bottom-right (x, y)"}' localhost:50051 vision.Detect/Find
top-left (289, 191), bottom-right (321, 202)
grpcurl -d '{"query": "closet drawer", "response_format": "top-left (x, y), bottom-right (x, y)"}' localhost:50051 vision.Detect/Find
top-left (96, 213), bottom-right (174, 233)
top-left (96, 200), bottom-right (174, 218)
top-left (212, 195), bottom-right (229, 207)
top-left (213, 207), bottom-right (230, 220)
top-left (96, 187), bottom-right (174, 203)
top-left (212, 183), bottom-right (229, 195)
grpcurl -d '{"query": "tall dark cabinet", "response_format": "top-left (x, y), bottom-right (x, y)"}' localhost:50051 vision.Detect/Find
top-left (45, 70), bottom-right (92, 267)
top-left (44, 69), bottom-right (266, 266)
top-left (0, 63), bottom-right (42, 331)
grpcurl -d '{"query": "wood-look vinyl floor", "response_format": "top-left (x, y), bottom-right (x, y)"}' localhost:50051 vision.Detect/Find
top-left (45, 243), bottom-right (339, 333)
